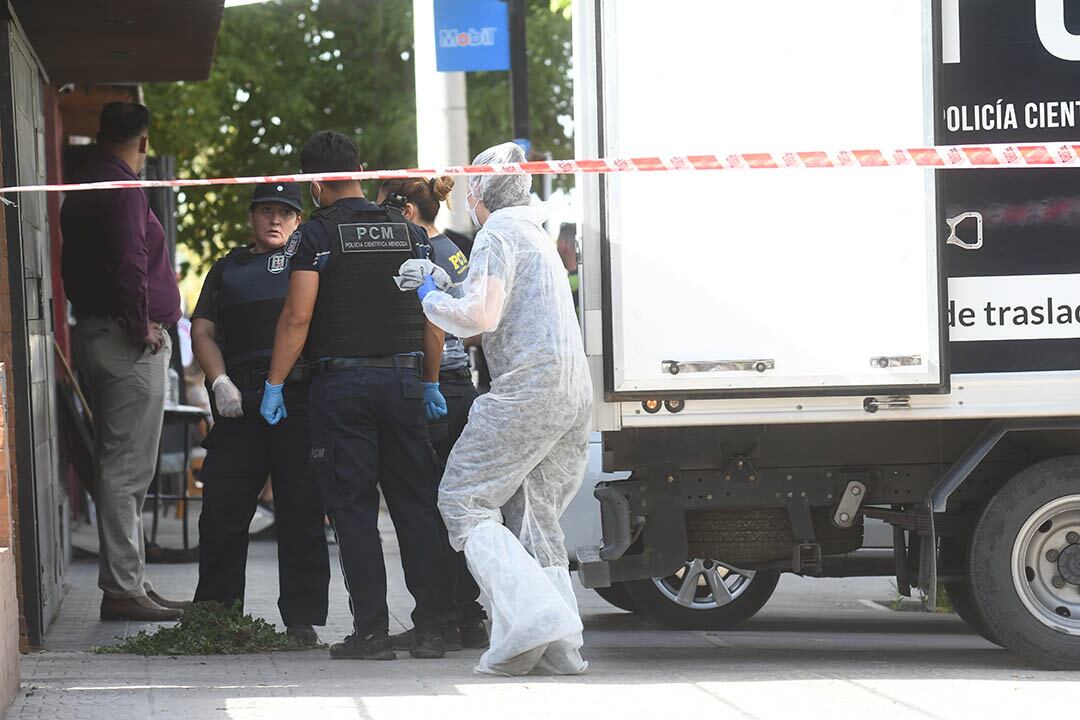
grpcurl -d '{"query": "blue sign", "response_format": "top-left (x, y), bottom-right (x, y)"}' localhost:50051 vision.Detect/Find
top-left (433, 0), bottom-right (510, 73)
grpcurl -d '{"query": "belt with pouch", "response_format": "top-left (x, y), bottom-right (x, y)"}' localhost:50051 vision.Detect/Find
top-left (315, 354), bottom-right (421, 374)
top-left (232, 363), bottom-right (311, 390)
top-left (439, 367), bottom-right (472, 382)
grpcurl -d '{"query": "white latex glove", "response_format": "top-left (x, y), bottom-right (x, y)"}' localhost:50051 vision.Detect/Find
top-left (394, 258), bottom-right (453, 292)
top-left (212, 375), bottom-right (244, 418)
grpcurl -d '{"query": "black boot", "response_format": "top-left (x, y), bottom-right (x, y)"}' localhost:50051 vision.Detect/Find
top-left (389, 628), bottom-right (414, 652)
top-left (286, 625), bottom-right (321, 648)
top-left (443, 623), bottom-right (463, 652)
top-left (329, 632), bottom-right (396, 660)
top-left (409, 629), bottom-right (447, 659)
top-left (458, 619), bottom-right (490, 649)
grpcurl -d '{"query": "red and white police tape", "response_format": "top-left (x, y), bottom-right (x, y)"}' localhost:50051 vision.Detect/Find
top-left (3, 141), bottom-right (1080, 195)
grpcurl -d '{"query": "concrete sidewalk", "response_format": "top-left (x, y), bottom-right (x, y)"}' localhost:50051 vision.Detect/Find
top-left (9, 512), bottom-right (1079, 719)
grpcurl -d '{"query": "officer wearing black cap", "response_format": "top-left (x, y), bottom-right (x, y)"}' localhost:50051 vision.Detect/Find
top-left (191, 182), bottom-right (330, 646)
top-left (261, 130), bottom-right (451, 661)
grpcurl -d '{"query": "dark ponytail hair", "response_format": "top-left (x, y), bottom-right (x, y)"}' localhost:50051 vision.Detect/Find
top-left (381, 176), bottom-right (455, 224)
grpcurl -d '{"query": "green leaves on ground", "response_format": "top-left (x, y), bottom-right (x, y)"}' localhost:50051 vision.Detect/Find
top-left (94, 601), bottom-right (310, 655)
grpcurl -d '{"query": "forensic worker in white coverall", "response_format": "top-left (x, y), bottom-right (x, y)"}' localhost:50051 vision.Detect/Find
top-left (412, 142), bottom-right (593, 676)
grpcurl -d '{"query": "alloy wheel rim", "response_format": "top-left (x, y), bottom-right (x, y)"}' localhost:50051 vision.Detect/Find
top-left (653, 558), bottom-right (756, 609)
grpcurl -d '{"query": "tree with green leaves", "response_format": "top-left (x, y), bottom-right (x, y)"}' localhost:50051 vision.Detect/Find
top-left (145, 0), bottom-right (572, 274)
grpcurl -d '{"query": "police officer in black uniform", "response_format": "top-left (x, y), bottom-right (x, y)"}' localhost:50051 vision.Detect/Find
top-left (261, 131), bottom-right (451, 661)
top-left (377, 178), bottom-right (489, 652)
top-left (191, 182), bottom-right (330, 645)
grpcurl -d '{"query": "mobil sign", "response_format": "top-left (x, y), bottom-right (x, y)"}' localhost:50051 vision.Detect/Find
top-left (433, 0), bottom-right (510, 72)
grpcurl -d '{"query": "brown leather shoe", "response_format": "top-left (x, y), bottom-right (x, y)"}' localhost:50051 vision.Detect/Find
top-left (147, 591), bottom-right (192, 611)
top-left (100, 595), bottom-right (182, 622)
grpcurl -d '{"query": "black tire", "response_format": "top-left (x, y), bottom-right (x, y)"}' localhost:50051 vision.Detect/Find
top-left (593, 582), bottom-right (638, 612)
top-left (970, 456), bottom-right (1080, 669)
top-left (939, 538), bottom-right (1002, 646)
top-left (624, 559), bottom-right (780, 630)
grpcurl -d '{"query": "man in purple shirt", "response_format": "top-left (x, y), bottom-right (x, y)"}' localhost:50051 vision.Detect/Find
top-left (60, 102), bottom-right (186, 622)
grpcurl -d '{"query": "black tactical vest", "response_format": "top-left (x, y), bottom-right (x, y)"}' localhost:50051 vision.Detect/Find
top-left (216, 246), bottom-right (291, 373)
top-left (305, 203), bottom-right (425, 359)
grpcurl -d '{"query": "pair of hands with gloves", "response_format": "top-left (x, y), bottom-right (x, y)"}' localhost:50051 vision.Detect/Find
top-left (259, 379), bottom-right (447, 424)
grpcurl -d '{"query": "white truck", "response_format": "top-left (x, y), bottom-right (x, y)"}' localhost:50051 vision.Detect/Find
top-left (571, 0), bottom-right (1080, 669)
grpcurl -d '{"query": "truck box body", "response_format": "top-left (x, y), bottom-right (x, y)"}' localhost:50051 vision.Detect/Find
top-left (573, 0), bottom-right (1080, 669)
top-left (577, 0), bottom-right (1080, 428)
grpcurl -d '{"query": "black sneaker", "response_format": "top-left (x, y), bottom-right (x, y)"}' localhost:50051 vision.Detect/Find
top-left (459, 619), bottom-right (490, 649)
top-left (329, 632), bottom-right (396, 660)
top-left (443, 623), bottom-right (463, 652)
top-left (409, 631), bottom-right (446, 659)
top-left (286, 625), bottom-right (321, 648)
top-left (389, 628), bottom-right (414, 652)
top-left (393, 625), bottom-right (461, 652)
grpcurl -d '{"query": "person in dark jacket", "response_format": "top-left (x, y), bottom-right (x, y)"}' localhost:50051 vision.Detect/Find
top-left (377, 177), bottom-right (489, 652)
top-left (60, 102), bottom-right (186, 622)
top-left (190, 183), bottom-right (330, 646)
top-left (261, 131), bottom-right (450, 661)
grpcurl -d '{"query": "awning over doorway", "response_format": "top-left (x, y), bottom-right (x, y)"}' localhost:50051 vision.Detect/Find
top-left (13, 0), bottom-right (225, 84)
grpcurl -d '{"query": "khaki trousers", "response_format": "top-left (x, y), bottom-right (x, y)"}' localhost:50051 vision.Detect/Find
top-left (73, 317), bottom-right (169, 599)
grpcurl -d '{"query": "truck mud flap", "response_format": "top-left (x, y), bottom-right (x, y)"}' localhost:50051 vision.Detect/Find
top-left (577, 466), bottom-right (688, 589)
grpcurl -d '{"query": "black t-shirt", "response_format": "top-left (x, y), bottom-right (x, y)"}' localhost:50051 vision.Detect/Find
top-left (192, 255), bottom-right (228, 324)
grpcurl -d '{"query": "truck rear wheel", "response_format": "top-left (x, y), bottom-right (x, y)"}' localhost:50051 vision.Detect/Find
top-left (624, 558), bottom-right (780, 630)
top-left (970, 457), bottom-right (1080, 669)
top-left (939, 538), bottom-right (1002, 646)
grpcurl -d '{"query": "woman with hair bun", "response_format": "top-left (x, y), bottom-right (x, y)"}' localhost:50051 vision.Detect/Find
top-left (376, 176), bottom-right (488, 652)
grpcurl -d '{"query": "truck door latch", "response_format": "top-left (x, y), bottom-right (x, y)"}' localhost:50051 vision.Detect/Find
top-left (863, 396), bottom-right (911, 413)
top-left (870, 355), bottom-right (922, 369)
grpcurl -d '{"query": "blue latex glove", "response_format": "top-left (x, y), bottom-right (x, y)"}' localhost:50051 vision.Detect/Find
top-left (423, 381), bottom-right (448, 421)
top-left (260, 381), bottom-right (287, 425)
top-left (417, 272), bottom-right (438, 302)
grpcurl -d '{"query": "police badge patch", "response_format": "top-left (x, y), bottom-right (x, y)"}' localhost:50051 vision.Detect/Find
top-left (267, 251), bottom-right (287, 274)
top-left (284, 230), bottom-right (302, 258)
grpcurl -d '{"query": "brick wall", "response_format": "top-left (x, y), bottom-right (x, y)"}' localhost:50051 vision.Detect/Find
top-left (0, 367), bottom-right (11, 550)
top-left (0, 130), bottom-right (25, 655)
top-left (0, 548), bottom-right (19, 711)
top-left (0, 369), bottom-right (19, 714)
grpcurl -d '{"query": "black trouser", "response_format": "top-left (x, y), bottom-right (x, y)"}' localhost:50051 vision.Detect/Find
top-left (307, 362), bottom-right (449, 637)
top-left (195, 384), bottom-right (330, 627)
top-left (430, 371), bottom-right (485, 624)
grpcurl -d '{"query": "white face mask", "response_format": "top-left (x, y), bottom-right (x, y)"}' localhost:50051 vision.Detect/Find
top-left (467, 193), bottom-right (481, 229)
top-left (310, 182), bottom-right (322, 209)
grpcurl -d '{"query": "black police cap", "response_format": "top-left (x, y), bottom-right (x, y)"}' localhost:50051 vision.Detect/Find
top-left (250, 182), bottom-right (303, 213)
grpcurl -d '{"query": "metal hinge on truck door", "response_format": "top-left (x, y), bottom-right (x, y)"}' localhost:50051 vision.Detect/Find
top-left (662, 359), bottom-right (775, 375)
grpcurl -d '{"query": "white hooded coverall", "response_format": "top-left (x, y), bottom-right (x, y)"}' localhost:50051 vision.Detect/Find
top-left (421, 200), bottom-right (593, 676)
